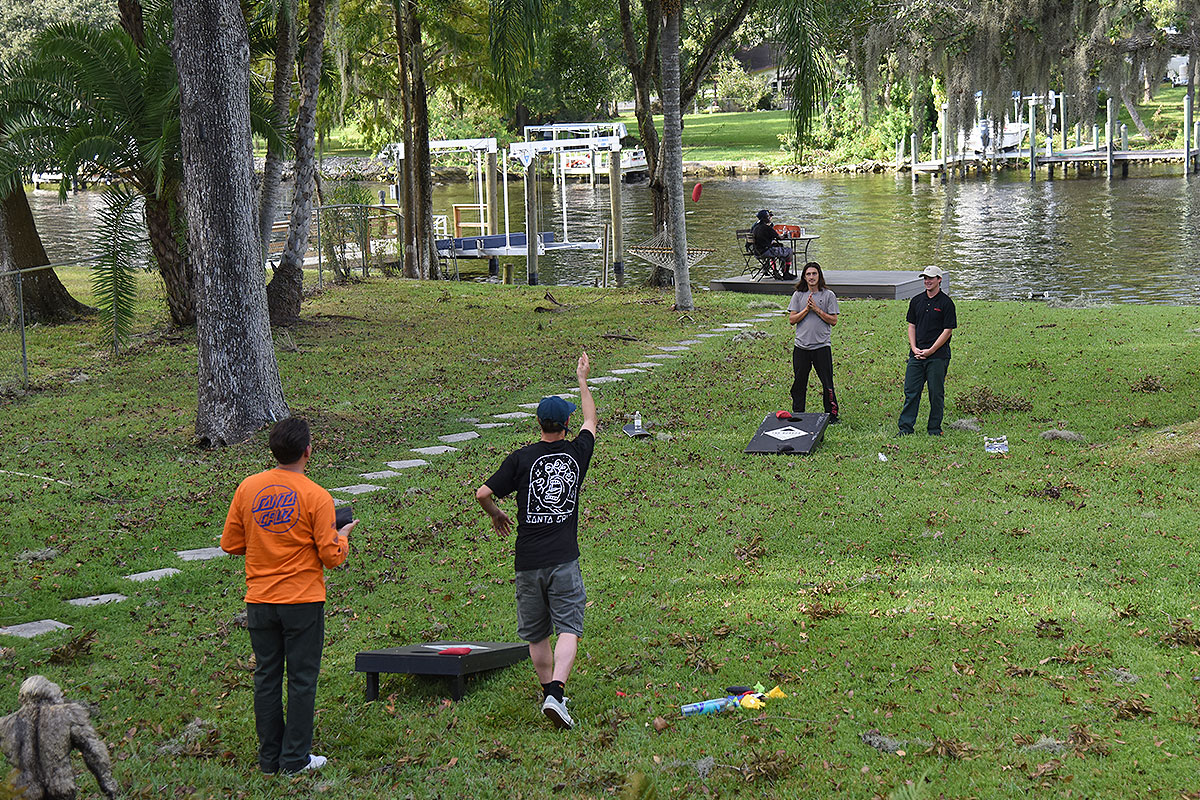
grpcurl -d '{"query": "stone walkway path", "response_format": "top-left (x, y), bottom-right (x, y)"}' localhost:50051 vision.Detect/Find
top-left (0, 307), bottom-right (786, 640)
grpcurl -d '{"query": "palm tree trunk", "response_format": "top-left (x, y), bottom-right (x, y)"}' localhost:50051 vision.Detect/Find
top-left (145, 190), bottom-right (195, 326)
top-left (174, 0), bottom-right (288, 447)
top-left (393, 0), bottom-right (417, 278)
top-left (0, 187), bottom-right (91, 324)
top-left (258, 0), bottom-right (297, 265)
top-left (660, 5), bottom-right (692, 311)
top-left (267, 0), bottom-right (327, 323)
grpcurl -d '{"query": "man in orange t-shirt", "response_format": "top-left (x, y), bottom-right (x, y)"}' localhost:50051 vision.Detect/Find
top-left (221, 417), bottom-right (355, 775)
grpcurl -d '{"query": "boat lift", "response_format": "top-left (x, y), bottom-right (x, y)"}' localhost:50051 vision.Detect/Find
top-left (386, 133), bottom-right (626, 285)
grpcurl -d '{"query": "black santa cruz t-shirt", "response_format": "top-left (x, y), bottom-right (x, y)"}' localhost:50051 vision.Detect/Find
top-left (486, 429), bottom-right (595, 571)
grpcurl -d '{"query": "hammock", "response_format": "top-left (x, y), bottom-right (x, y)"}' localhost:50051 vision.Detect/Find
top-left (627, 227), bottom-right (714, 271)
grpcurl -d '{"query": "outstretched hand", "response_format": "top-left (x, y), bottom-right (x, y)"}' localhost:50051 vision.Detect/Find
top-left (577, 351), bottom-right (591, 382)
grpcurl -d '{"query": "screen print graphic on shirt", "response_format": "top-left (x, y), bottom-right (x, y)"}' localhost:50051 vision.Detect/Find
top-left (525, 452), bottom-right (581, 524)
top-left (252, 485), bottom-right (299, 533)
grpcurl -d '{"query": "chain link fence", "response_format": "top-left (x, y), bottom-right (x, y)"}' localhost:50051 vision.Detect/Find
top-left (265, 204), bottom-right (404, 288)
top-left (1, 204), bottom-right (403, 394)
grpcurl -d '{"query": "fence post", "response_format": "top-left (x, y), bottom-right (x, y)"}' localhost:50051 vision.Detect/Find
top-left (1185, 95), bottom-right (1194, 177)
top-left (316, 206), bottom-right (323, 289)
top-left (16, 270), bottom-right (28, 389)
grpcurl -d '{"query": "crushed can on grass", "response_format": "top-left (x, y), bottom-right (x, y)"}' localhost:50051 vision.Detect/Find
top-left (984, 435), bottom-right (1009, 454)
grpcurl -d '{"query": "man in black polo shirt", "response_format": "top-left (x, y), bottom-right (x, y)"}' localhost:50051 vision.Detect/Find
top-left (476, 352), bottom-right (597, 729)
top-left (898, 266), bottom-right (957, 435)
top-left (751, 209), bottom-right (796, 280)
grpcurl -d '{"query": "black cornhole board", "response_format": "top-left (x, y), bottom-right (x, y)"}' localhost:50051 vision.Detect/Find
top-left (744, 412), bottom-right (829, 454)
top-left (354, 641), bottom-right (528, 701)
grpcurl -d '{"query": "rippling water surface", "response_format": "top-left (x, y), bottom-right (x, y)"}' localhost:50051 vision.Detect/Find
top-left (26, 164), bottom-right (1200, 304)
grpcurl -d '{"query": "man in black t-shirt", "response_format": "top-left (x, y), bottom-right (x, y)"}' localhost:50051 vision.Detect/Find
top-left (750, 209), bottom-right (795, 280)
top-left (476, 352), bottom-right (598, 729)
top-left (899, 266), bottom-right (958, 435)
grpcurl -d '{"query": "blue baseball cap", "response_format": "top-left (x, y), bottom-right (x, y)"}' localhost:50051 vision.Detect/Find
top-left (537, 396), bottom-right (576, 429)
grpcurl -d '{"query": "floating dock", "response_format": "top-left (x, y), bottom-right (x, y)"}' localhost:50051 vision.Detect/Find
top-left (710, 269), bottom-right (940, 300)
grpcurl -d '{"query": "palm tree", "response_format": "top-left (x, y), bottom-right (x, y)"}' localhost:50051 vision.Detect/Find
top-left (7, 6), bottom-right (194, 325)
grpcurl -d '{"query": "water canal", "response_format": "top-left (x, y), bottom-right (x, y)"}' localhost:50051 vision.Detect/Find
top-left (26, 165), bottom-right (1200, 304)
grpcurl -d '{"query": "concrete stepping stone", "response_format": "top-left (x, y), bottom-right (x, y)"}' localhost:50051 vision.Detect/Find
top-left (176, 547), bottom-right (227, 562)
top-left (0, 620), bottom-right (71, 638)
top-left (627, 362), bottom-right (663, 368)
top-left (517, 402), bottom-right (541, 409)
top-left (643, 354), bottom-right (680, 360)
top-left (438, 431), bottom-right (480, 444)
top-left (333, 497), bottom-right (349, 507)
top-left (475, 422), bottom-right (512, 429)
top-left (360, 470), bottom-right (404, 480)
top-left (587, 375), bottom-right (624, 384)
top-left (493, 411), bottom-right (534, 419)
top-left (67, 593), bottom-right (127, 607)
top-left (609, 368), bottom-right (645, 375)
top-left (330, 484), bottom-right (387, 495)
top-left (457, 417), bottom-right (481, 424)
top-left (675, 339), bottom-right (702, 345)
top-left (722, 323), bottom-right (752, 328)
top-left (411, 445), bottom-right (460, 455)
top-left (126, 568), bottom-right (181, 583)
top-left (386, 459), bottom-right (428, 470)
top-left (694, 333), bottom-right (724, 338)
top-left (656, 345), bottom-right (690, 352)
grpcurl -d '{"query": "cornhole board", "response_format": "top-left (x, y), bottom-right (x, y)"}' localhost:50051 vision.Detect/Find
top-left (744, 412), bottom-right (830, 455)
top-left (623, 422), bottom-right (652, 439)
top-left (354, 640), bottom-right (528, 701)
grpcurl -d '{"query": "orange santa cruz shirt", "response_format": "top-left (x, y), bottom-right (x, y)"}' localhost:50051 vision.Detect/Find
top-left (221, 468), bottom-right (348, 604)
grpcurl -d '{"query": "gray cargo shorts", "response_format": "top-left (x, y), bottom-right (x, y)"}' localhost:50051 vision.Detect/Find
top-left (514, 559), bottom-right (586, 642)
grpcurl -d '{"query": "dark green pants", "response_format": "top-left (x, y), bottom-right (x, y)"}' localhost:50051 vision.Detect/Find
top-left (247, 602), bottom-right (324, 773)
top-left (899, 356), bottom-right (949, 434)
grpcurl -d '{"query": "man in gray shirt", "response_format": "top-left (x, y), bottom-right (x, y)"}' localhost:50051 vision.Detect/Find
top-left (787, 262), bottom-right (840, 421)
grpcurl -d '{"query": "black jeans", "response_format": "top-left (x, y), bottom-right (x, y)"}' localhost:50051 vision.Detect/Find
top-left (246, 602), bottom-right (325, 773)
top-left (791, 345), bottom-right (838, 417)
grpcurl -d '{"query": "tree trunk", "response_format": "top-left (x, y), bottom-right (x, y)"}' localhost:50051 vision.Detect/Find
top-left (144, 190), bottom-right (195, 326)
top-left (258, 0), bottom-right (297, 265)
top-left (1117, 84), bottom-right (1152, 141)
top-left (660, 6), bottom-right (692, 311)
top-left (174, 0), bottom-right (289, 447)
top-left (400, 0), bottom-right (438, 279)
top-left (267, 0), bottom-right (327, 324)
top-left (393, 0), bottom-right (417, 277)
top-left (0, 188), bottom-right (91, 324)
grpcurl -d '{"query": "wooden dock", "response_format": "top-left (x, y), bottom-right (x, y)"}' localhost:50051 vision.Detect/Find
top-left (710, 269), bottom-right (938, 300)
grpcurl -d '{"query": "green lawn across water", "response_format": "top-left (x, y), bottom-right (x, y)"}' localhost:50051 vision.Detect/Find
top-left (3, 275), bottom-right (1200, 798)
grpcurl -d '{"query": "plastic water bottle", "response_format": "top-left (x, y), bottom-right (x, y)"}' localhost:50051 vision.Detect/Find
top-left (681, 697), bottom-right (738, 716)
top-left (633, 411), bottom-right (642, 432)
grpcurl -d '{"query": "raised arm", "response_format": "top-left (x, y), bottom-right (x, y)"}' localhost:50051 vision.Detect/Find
top-left (577, 351), bottom-right (597, 436)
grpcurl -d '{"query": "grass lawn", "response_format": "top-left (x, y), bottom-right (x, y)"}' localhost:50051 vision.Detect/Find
top-left (3, 274), bottom-right (1200, 798)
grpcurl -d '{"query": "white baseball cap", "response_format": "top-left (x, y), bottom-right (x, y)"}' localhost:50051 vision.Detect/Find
top-left (918, 266), bottom-right (944, 278)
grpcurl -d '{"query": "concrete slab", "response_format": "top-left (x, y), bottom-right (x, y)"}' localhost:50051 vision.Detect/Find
top-left (587, 376), bottom-right (623, 384)
top-left (125, 568), bottom-right (181, 583)
top-left (360, 470), bottom-right (404, 480)
top-left (694, 333), bottom-right (724, 338)
top-left (493, 411), bottom-right (534, 419)
top-left (333, 497), bottom-right (349, 507)
top-left (330, 484), bottom-right (387, 495)
top-left (474, 422), bottom-right (512, 429)
top-left (457, 417), bottom-right (481, 424)
top-left (438, 431), bottom-right (480, 444)
top-left (609, 368), bottom-right (646, 375)
top-left (642, 354), bottom-right (680, 360)
top-left (721, 323), bottom-right (753, 328)
top-left (676, 339), bottom-right (702, 345)
top-left (176, 547), bottom-right (227, 562)
top-left (67, 593), bottom-right (127, 607)
top-left (517, 402), bottom-right (541, 409)
top-left (386, 459), bottom-right (428, 470)
top-left (656, 345), bottom-right (690, 352)
top-left (411, 445), bottom-right (460, 456)
top-left (0, 620), bottom-right (71, 638)
top-left (711, 269), bottom-right (935, 300)
top-left (627, 362), bottom-right (663, 368)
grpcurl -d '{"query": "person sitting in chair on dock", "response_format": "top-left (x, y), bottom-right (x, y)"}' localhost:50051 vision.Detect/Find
top-left (751, 210), bottom-right (796, 280)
